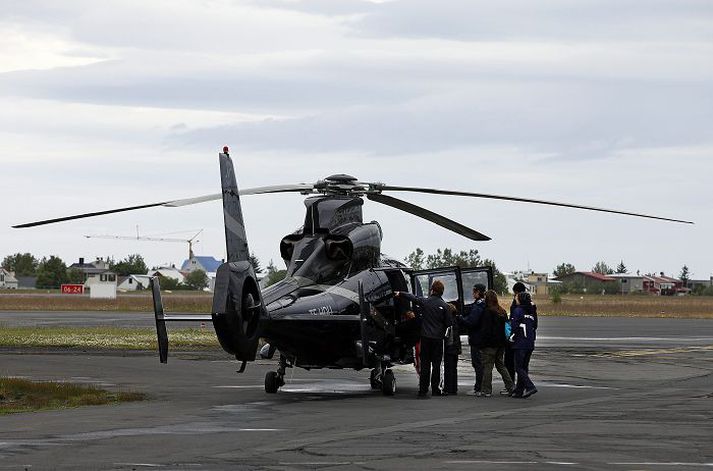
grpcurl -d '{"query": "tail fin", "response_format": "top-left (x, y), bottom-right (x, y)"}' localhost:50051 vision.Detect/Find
top-left (213, 149), bottom-right (264, 365)
top-left (219, 151), bottom-right (250, 263)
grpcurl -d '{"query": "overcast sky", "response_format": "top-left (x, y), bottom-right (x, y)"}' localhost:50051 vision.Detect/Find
top-left (1, 0), bottom-right (711, 279)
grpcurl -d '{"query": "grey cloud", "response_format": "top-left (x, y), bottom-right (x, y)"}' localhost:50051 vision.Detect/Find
top-left (284, 0), bottom-right (713, 43)
top-left (172, 80), bottom-right (713, 157)
top-left (0, 60), bottom-right (420, 112)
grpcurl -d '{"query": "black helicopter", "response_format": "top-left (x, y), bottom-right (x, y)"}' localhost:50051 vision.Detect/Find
top-left (14, 148), bottom-right (693, 395)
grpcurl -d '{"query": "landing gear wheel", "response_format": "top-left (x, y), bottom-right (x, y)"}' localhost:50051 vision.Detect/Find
top-left (381, 369), bottom-right (396, 396)
top-left (265, 371), bottom-right (280, 393)
top-left (369, 368), bottom-right (382, 390)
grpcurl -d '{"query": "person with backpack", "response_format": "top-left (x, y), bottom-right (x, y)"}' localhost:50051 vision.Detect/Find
top-left (510, 291), bottom-right (538, 398)
top-left (505, 281), bottom-right (527, 392)
top-left (478, 290), bottom-right (514, 397)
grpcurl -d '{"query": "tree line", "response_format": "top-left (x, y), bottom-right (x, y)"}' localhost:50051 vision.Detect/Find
top-left (404, 248), bottom-right (508, 294)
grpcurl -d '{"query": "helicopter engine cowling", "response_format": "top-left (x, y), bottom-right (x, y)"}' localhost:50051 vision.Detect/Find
top-left (211, 261), bottom-right (264, 361)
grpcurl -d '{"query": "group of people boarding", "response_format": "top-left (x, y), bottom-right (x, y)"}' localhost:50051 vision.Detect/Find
top-left (395, 281), bottom-right (538, 399)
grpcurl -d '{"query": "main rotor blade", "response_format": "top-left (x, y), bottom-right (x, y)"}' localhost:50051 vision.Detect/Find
top-left (163, 184), bottom-right (314, 207)
top-left (12, 184), bottom-right (314, 228)
top-left (366, 193), bottom-right (491, 241)
top-left (376, 185), bottom-right (694, 225)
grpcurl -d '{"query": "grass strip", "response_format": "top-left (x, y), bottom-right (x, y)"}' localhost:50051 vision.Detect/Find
top-left (0, 293), bottom-right (212, 312)
top-left (0, 377), bottom-right (145, 414)
top-left (0, 326), bottom-right (219, 350)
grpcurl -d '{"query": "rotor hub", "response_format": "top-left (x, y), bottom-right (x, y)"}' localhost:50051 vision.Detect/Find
top-left (314, 174), bottom-right (377, 196)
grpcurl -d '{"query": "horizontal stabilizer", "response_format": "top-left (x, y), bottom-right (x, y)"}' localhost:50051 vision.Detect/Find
top-left (150, 277), bottom-right (213, 364)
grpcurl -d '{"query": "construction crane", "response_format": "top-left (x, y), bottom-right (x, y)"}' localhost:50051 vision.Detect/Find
top-left (84, 228), bottom-right (203, 259)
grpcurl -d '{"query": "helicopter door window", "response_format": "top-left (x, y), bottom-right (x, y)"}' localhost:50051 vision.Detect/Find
top-left (411, 270), bottom-right (462, 305)
top-left (460, 267), bottom-right (494, 305)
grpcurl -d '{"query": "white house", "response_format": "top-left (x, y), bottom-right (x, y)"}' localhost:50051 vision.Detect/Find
top-left (0, 268), bottom-right (19, 289)
top-left (67, 257), bottom-right (117, 292)
top-left (149, 267), bottom-right (186, 284)
top-left (117, 274), bottom-right (152, 291)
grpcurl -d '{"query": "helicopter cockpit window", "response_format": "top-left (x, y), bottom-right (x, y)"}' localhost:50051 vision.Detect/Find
top-left (288, 236), bottom-right (350, 284)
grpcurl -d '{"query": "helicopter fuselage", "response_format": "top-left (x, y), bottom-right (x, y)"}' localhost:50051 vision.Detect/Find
top-left (255, 195), bottom-right (416, 369)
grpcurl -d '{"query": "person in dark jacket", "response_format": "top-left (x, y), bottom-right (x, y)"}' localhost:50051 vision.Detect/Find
top-left (395, 280), bottom-right (452, 398)
top-left (479, 290), bottom-right (514, 397)
top-left (505, 281), bottom-right (527, 393)
top-left (510, 291), bottom-right (538, 398)
top-left (443, 303), bottom-right (461, 395)
top-left (460, 283), bottom-right (486, 395)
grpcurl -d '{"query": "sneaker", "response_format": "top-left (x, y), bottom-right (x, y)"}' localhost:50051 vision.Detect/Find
top-left (482, 392), bottom-right (492, 398)
top-left (522, 388), bottom-right (538, 398)
top-left (510, 391), bottom-right (523, 398)
top-left (500, 389), bottom-right (512, 396)
top-left (474, 391), bottom-right (483, 397)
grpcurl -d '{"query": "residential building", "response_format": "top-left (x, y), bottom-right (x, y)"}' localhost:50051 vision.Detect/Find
top-left (526, 272), bottom-right (550, 296)
top-left (181, 255), bottom-right (222, 291)
top-left (554, 271), bottom-right (618, 293)
top-left (149, 267), bottom-right (186, 284)
top-left (643, 273), bottom-right (686, 295)
top-left (68, 257), bottom-right (117, 292)
top-left (181, 256), bottom-right (222, 274)
top-left (608, 274), bottom-right (645, 294)
top-left (117, 274), bottom-right (152, 291)
top-left (0, 268), bottom-right (19, 289)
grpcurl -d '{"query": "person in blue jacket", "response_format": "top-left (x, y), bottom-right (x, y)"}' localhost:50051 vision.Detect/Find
top-left (509, 291), bottom-right (538, 398)
top-left (505, 281), bottom-right (528, 391)
top-left (460, 283), bottom-right (486, 395)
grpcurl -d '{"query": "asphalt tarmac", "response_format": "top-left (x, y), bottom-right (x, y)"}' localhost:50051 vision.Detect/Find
top-left (1, 313), bottom-right (712, 470)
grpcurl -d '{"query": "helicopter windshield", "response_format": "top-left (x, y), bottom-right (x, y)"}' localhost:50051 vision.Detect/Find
top-left (287, 236), bottom-right (350, 285)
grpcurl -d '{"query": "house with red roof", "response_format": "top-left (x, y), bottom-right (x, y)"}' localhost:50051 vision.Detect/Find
top-left (643, 273), bottom-right (687, 296)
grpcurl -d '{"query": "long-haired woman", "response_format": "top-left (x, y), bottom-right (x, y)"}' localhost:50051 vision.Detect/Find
top-left (477, 290), bottom-right (514, 397)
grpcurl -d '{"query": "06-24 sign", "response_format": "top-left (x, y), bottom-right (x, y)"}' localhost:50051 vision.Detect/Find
top-left (61, 284), bottom-right (84, 295)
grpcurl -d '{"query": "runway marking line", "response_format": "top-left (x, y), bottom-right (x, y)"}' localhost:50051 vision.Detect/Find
top-left (279, 462), bottom-right (366, 466)
top-left (596, 346), bottom-right (713, 358)
top-left (446, 461), bottom-right (580, 466)
top-left (609, 463), bottom-right (713, 467)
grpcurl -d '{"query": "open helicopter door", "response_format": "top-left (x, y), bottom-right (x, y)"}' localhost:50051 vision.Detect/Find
top-left (409, 266), bottom-right (494, 316)
top-left (410, 266), bottom-right (465, 314)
